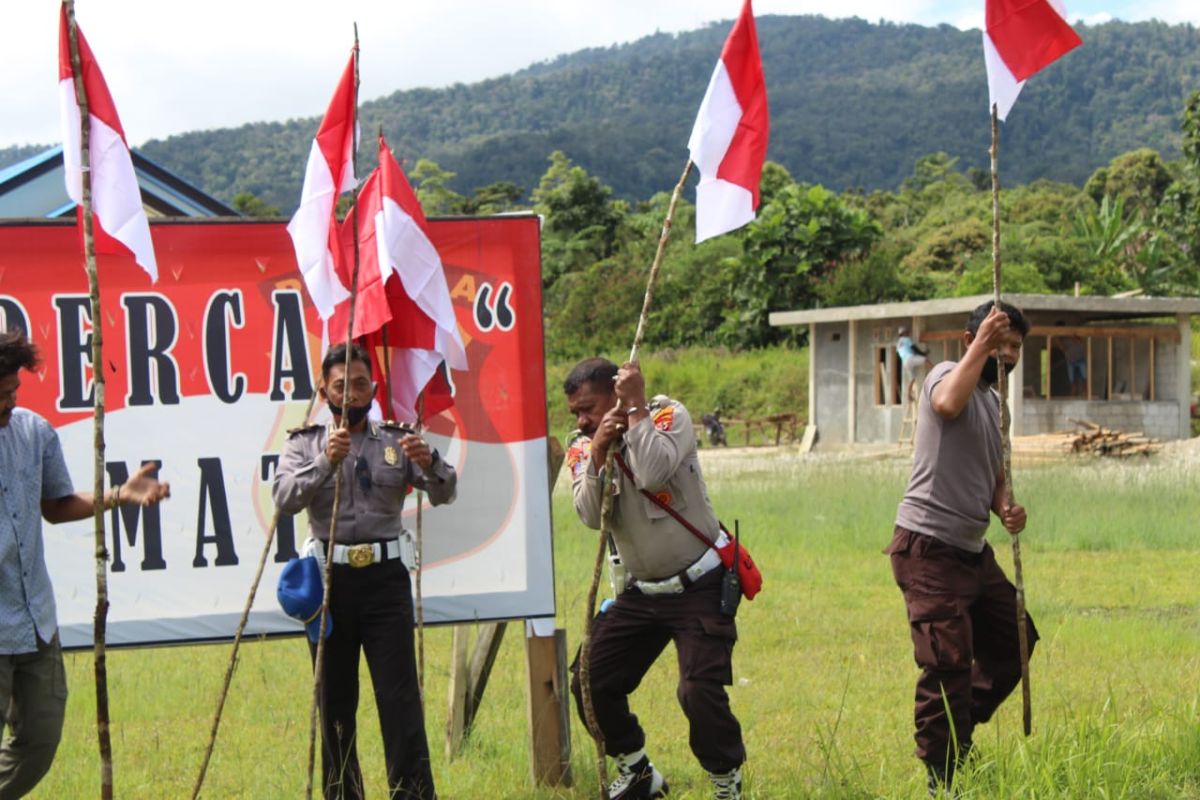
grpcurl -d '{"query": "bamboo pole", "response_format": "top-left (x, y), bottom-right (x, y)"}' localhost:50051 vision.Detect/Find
top-left (989, 103), bottom-right (1032, 737)
top-left (629, 162), bottom-right (693, 363)
top-left (414, 392), bottom-right (426, 706)
top-left (306, 30), bottom-right (361, 800)
top-left (191, 394), bottom-right (319, 800)
top-left (578, 159), bottom-right (693, 799)
top-left (63, 4), bottom-right (115, 796)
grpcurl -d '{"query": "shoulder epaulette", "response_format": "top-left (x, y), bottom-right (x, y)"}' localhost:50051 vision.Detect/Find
top-left (285, 423), bottom-right (322, 437)
top-left (649, 394), bottom-right (672, 410)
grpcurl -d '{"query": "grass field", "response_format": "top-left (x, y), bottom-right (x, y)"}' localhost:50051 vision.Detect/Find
top-left (33, 444), bottom-right (1200, 799)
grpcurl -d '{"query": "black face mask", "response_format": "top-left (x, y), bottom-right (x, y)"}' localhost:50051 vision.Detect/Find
top-left (327, 400), bottom-right (372, 426)
top-left (980, 356), bottom-right (1016, 386)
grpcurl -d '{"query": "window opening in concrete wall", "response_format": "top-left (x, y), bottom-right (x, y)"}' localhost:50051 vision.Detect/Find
top-left (906, 324), bottom-right (1175, 403)
top-left (1027, 329), bottom-right (1163, 401)
top-left (874, 345), bottom-right (901, 406)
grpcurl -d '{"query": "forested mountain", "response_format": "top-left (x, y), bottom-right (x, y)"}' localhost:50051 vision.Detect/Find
top-left (2, 16), bottom-right (1196, 212)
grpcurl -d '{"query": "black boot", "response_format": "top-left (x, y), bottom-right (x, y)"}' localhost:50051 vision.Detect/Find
top-left (925, 742), bottom-right (971, 798)
top-left (608, 750), bottom-right (668, 800)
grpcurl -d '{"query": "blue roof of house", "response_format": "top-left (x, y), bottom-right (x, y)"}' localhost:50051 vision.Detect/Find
top-left (0, 145), bottom-right (238, 219)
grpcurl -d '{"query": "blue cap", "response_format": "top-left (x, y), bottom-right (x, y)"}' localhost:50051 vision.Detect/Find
top-left (277, 557), bottom-right (331, 643)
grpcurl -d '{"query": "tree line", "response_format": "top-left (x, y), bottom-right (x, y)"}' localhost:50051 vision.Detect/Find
top-left (434, 94), bottom-right (1198, 361)
top-left (4, 16), bottom-right (1197, 216)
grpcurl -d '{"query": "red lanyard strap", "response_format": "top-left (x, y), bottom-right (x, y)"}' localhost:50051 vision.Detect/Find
top-left (613, 453), bottom-right (719, 551)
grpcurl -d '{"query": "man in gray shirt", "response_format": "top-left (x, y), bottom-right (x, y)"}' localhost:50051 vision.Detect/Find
top-left (886, 302), bottom-right (1038, 795)
top-left (0, 330), bottom-right (169, 798)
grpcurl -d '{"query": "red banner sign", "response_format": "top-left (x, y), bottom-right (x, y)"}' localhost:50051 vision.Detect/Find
top-left (0, 217), bottom-right (554, 647)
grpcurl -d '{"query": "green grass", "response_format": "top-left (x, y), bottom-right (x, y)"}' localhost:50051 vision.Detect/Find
top-left (34, 450), bottom-right (1200, 798)
top-left (546, 345), bottom-right (809, 445)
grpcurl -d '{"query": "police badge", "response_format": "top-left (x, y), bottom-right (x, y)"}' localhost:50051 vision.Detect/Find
top-left (384, 446), bottom-right (398, 465)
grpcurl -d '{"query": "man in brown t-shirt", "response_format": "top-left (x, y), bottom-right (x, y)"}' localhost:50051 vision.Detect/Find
top-left (886, 301), bottom-right (1039, 795)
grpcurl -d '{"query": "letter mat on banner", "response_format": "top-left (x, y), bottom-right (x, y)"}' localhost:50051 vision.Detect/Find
top-left (0, 216), bottom-right (554, 648)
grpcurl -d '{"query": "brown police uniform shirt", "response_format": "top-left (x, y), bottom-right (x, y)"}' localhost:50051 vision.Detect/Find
top-left (894, 360), bottom-right (1002, 553)
top-left (272, 421), bottom-right (456, 544)
top-left (569, 395), bottom-right (717, 581)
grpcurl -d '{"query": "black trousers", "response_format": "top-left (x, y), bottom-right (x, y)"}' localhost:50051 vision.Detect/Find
top-left (886, 526), bottom-right (1039, 767)
top-left (570, 568), bottom-right (745, 773)
top-left (309, 559), bottom-right (435, 800)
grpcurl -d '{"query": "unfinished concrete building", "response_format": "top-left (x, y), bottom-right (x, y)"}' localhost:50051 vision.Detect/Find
top-left (769, 294), bottom-right (1200, 448)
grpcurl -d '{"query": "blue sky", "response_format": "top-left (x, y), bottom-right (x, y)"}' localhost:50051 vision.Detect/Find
top-left (1, 0), bottom-right (1195, 150)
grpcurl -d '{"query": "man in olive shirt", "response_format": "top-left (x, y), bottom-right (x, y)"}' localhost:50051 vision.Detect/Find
top-left (565, 357), bottom-right (744, 800)
top-left (273, 342), bottom-right (455, 800)
top-left (886, 302), bottom-right (1038, 795)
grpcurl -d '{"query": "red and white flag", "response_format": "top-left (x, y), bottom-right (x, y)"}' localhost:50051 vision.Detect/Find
top-left (688, 0), bottom-right (769, 243)
top-left (984, 0), bottom-right (1082, 121)
top-left (287, 52), bottom-right (358, 320)
top-left (58, 5), bottom-right (157, 282)
top-left (331, 137), bottom-right (466, 422)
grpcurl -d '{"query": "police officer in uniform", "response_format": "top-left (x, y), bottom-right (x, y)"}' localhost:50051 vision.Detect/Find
top-left (564, 357), bottom-right (745, 800)
top-left (273, 342), bottom-right (456, 800)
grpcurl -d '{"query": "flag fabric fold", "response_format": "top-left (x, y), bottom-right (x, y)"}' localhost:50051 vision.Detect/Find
top-left (287, 53), bottom-right (358, 319)
top-left (58, 5), bottom-right (157, 282)
top-left (984, 0), bottom-right (1082, 121)
top-left (688, 0), bottom-right (769, 243)
top-left (330, 137), bottom-right (466, 423)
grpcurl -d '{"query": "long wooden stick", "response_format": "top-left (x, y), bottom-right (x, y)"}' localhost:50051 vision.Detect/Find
top-left (579, 159), bottom-right (693, 799)
top-left (191, 392), bottom-right (320, 800)
top-left (629, 162), bottom-right (693, 362)
top-left (414, 392), bottom-right (426, 706)
top-left (990, 103), bottom-right (1032, 737)
top-left (306, 30), bottom-right (361, 800)
top-left (64, 4), bottom-right (115, 796)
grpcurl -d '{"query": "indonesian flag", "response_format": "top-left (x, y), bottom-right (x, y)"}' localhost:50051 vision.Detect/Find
top-left (984, 0), bottom-right (1082, 121)
top-left (287, 52), bottom-right (357, 320)
top-left (58, 5), bottom-right (157, 282)
top-left (688, 0), bottom-right (769, 243)
top-left (330, 137), bottom-right (466, 423)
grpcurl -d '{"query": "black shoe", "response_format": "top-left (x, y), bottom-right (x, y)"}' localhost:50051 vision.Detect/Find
top-left (926, 763), bottom-right (952, 797)
top-left (609, 752), bottom-right (668, 799)
top-left (925, 744), bottom-right (971, 798)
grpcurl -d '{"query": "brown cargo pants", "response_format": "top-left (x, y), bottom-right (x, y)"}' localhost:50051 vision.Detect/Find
top-left (885, 526), bottom-right (1038, 768)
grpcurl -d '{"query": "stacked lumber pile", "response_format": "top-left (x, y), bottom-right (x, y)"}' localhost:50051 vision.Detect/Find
top-left (1065, 419), bottom-right (1161, 457)
top-left (1014, 420), bottom-right (1162, 458)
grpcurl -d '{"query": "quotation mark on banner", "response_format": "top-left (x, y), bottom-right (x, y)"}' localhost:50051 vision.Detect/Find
top-left (474, 282), bottom-right (515, 332)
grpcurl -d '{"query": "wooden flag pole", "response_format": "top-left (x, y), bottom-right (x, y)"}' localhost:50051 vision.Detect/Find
top-left (989, 103), bottom-right (1032, 736)
top-left (191, 390), bottom-right (320, 800)
top-left (629, 161), bottom-right (693, 363)
top-left (579, 159), bottom-right (693, 799)
top-left (414, 392), bottom-right (427, 706)
top-left (63, 3), bottom-right (116, 796)
top-left (306, 29), bottom-right (362, 800)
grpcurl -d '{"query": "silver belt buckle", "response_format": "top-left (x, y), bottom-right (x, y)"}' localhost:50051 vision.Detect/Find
top-left (347, 543), bottom-right (374, 568)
